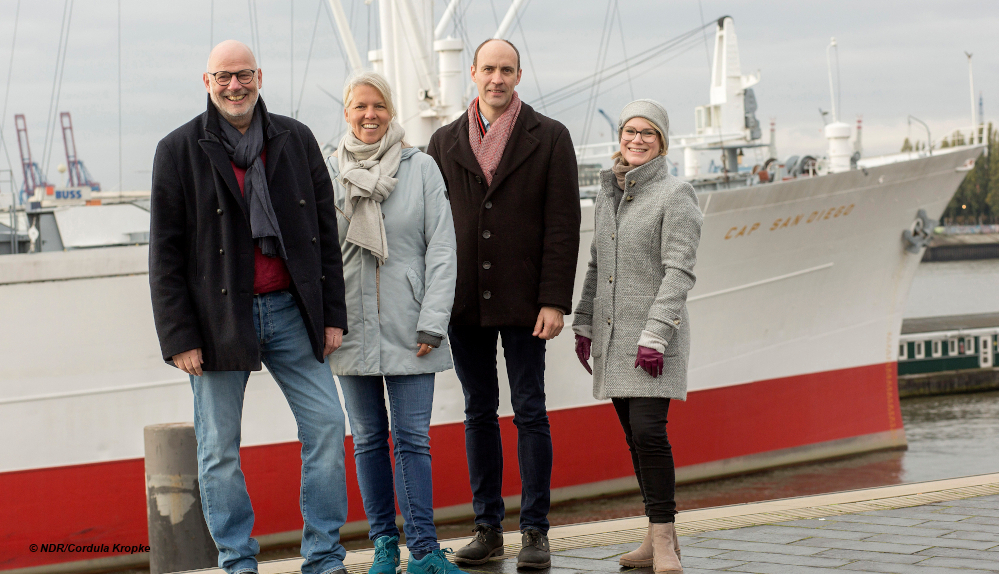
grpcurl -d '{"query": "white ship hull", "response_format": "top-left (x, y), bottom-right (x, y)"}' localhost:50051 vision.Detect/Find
top-left (0, 147), bottom-right (980, 570)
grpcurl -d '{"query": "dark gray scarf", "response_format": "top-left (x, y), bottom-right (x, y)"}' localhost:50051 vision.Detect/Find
top-left (217, 111), bottom-right (287, 259)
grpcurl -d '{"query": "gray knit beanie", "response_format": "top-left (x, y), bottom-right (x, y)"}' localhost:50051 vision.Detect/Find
top-left (619, 99), bottom-right (669, 152)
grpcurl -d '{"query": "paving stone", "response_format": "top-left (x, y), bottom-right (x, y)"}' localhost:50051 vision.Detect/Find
top-left (678, 556), bottom-right (749, 570)
top-left (461, 563), bottom-right (579, 574)
top-left (794, 514), bottom-right (930, 527)
top-left (941, 529), bottom-right (999, 543)
top-left (546, 555), bottom-right (620, 571)
top-left (554, 543), bottom-right (639, 559)
top-left (711, 550), bottom-right (851, 568)
top-left (966, 516), bottom-right (999, 526)
top-left (764, 524), bottom-right (875, 540)
top-left (859, 509), bottom-right (970, 522)
top-left (812, 548), bottom-right (928, 564)
top-left (686, 538), bottom-right (824, 556)
top-left (691, 528), bottom-right (808, 545)
top-left (916, 545), bottom-right (999, 561)
top-left (936, 506), bottom-right (999, 518)
top-left (865, 533), bottom-right (998, 550)
top-left (774, 519), bottom-right (952, 538)
top-left (928, 499), bottom-right (999, 510)
top-left (791, 536), bottom-right (932, 554)
top-left (720, 562), bottom-right (873, 574)
top-left (916, 520), bottom-right (999, 535)
top-left (920, 555), bottom-right (999, 571)
top-left (837, 560), bottom-right (995, 574)
top-left (667, 546), bottom-right (728, 559)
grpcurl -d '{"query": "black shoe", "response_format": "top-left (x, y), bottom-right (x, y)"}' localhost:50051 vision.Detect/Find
top-left (516, 528), bottom-right (550, 569)
top-left (454, 524), bottom-right (504, 565)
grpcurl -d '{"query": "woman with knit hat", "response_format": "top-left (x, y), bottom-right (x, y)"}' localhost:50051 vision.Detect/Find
top-left (572, 99), bottom-right (702, 574)
top-left (326, 71), bottom-right (464, 574)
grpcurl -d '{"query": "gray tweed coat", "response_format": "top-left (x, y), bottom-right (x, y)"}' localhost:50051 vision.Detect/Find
top-left (572, 156), bottom-right (702, 400)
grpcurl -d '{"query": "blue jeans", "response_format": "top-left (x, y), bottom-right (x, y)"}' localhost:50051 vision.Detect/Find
top-left (447, 326), bottom-right (551, 534)
top-left (339, 373), bottom-right (438, 557)
top-left (190, 291), bottom-right (348, 574)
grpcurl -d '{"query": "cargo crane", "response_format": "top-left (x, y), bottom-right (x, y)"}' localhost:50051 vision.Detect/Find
top-left (60, 112), bottom-right (100, 191)
top-left (14, 114), bottom-right (49, 201)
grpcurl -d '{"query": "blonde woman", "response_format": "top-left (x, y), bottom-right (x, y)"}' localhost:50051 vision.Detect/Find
top-left (573, 99), bottom-right (701, 574)
top-left (326, 71), bottom-right (462, 574)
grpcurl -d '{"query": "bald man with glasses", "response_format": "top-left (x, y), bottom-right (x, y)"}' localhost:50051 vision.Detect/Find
top-left (149, 40), bottom-right (350, 574)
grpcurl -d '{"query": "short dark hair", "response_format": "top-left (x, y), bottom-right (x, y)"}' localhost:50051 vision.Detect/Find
top-left (472, 39), bottom-right (521, 71)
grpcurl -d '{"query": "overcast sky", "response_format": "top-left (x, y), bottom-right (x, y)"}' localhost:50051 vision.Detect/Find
top-left (0, 0), bottom-right (996, 192)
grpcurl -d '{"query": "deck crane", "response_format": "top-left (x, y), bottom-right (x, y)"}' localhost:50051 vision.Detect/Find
top-left (14, 114), bottom-right (49, 201)
top-left (60, 112), bottom-right (100, 191)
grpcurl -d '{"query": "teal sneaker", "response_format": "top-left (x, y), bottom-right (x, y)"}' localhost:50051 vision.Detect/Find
top-left (406, 549), bottom-right (468, 574)
top-left (370, 535), bottom-right (401, 574)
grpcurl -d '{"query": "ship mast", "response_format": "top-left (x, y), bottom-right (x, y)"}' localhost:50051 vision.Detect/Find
top-left (326, 0), bottom-right (525, 148)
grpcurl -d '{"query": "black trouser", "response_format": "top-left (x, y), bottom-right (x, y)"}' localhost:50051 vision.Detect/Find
top-left (612, 397), bottom-right (676, 523)
top-left (448, 325), bottom-right (552, 533)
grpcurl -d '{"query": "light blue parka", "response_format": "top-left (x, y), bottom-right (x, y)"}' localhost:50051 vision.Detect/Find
top-left (326, 147), bottom-right (458, 376)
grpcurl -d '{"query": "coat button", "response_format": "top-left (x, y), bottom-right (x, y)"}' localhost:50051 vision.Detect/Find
top-left (483, 261), bottom-right (491, 269)
top-left (221, 288), bottom-right (227, 295)
top-left (217, 208), bottom-right (223, 215)
top-left (219, 248), bottom-right (224, 255)
top-left (476, 176), bottom-right (483, 184)
top-left (609, 275), bottom-right (613, 283)
top-left (629, 180), bottom-right (636, 186)
top-left (312, 236), bottom-right (317, 244)
top-left (674, 318), bottom-right (681, 325)
top-left (321, 275), bottom-right (326, 281)
top-left (482, 230), bottom-right (491, 239)
top-left (610, 233), bottom-right (615, 240)
top-left (300, 199), bottom-right (306, 207)
top-left (607, 318), bottom-right (612, 325)
top-left (483, 290), bottom-right (492, 299)
top-left (626, 195), bottom-right (634, 201)
top-left (484, 201), bottom-right (492, 209)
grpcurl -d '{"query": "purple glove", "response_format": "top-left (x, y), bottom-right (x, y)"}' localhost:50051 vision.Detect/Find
top-left (575, 335), bottom-right (592, 374)
top-left (634, 345), bottom-right (664, 378)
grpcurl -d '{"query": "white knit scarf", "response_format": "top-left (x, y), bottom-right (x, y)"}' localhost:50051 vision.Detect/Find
top-left (336, 121), bottom-right (405, 264)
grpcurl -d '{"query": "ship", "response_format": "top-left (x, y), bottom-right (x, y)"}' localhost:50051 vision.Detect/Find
top-left (0, 8), bottom-right (984, 572)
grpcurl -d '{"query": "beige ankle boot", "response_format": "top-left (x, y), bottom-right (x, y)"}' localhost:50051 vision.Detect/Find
top-left (651, 523), bottom-right (682, 574)
top-left (618, 524), bottom-right (652, 567)
top-left (673, 526), bottom-right (681, 561)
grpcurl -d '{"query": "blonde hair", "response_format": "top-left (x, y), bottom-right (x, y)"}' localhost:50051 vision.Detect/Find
top-left (343, 71), bottom-right (396, 118)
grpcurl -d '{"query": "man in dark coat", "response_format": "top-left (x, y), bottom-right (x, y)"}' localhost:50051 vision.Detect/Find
top-left (426, 38), bottom-right (580, 569)
top-left (149, 40), bottom-right (350, 574)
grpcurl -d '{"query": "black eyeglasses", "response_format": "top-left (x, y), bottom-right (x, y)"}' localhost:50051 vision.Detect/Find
top-left (621, 127), bottom-right (659, 143)
top-left (208, 69), bottom-right (256, 86)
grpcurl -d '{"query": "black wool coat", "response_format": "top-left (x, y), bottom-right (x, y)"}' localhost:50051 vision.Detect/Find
top-left (427, 103), bottom-right (581, 327)
top-left (149, 98), bottom-right (348, 371)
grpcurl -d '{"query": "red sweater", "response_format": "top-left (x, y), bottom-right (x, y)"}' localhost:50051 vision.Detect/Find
top-left (231, 152), bottom-right (292, 294)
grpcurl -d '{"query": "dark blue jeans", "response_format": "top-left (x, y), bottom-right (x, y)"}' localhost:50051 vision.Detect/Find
top-left (448, 325), bottom-right (552, 534)
top-left (338, 373), bottom-right (439, 556)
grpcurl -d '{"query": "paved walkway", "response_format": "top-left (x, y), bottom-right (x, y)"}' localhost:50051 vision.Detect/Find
top-left (218, 473), bottom-right (999, 574)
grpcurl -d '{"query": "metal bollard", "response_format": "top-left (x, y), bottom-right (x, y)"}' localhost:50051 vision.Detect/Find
top-left (144, 423), bottom-right (218, 574)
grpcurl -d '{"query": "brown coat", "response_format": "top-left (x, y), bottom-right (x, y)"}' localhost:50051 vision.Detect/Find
top-left (427, 103), bottom-right (581, 327)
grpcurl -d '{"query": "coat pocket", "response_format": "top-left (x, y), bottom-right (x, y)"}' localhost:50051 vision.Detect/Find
top-left (406, 267), bottom-right (425, 304)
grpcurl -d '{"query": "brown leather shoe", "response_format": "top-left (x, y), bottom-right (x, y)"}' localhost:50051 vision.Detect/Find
top-left (618, 524), bottom-right (652, 567)
top-left (651, 523), bottom-right (682, 574)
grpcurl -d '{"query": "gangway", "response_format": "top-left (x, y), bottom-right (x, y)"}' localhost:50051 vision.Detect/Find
top-left (60, 112), bottom-right (100, 191)
top-left (14, 114), bottom-right (49, 201)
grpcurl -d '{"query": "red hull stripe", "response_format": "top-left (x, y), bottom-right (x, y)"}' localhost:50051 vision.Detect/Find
top-left (0, 362), bottom-right (900, 569)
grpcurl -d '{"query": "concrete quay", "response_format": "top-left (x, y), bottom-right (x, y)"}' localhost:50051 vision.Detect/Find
top-left (193, 473), bottom-right (999, 574)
